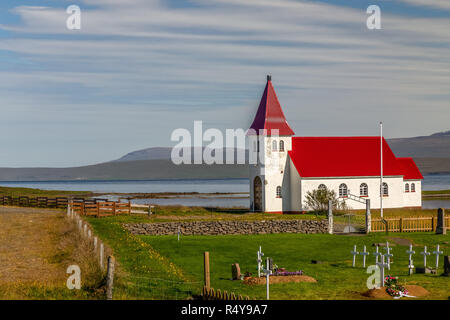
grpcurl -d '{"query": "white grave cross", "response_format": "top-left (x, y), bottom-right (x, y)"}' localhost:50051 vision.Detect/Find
top-left (383, 242), bottom-right (393, 270)
top-left (257, 246), bottom-right (264, 278)
top-left (351, 245), bottom-right (359, 267)
top-left (260, 258), bottom-right (272, 300)
top-left (359, 245), bottom-right (370, 268)
top-left (373, 246), bottom-right (382, 264)
top-left (420, 246), bottom-right (431, 268)
top-left (432, 245), bottom-right (443, 270)
top-left (376, 255), bottom-right (389, 287)
top-left (406, 244), bottom-right (415, 275)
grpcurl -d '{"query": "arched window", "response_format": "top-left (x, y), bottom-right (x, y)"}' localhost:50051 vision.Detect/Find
top-left (360, 183), bottom-right (368, 197)
top-left (405, 183), bottom-right (409, 193)
top-left (276, 186), bottom-right (282, 198)
top-left (279, 140), bottom-right (285, 152)
top-left (339, 183), bottom-right (348, 198)
top-left (318, 184), bottom-right (327, 191)
top-left (272, 140), bottom-right (277, 151)
top-left (381, 182), bottom-right (388, 196)
top-left (411, 183), bottom-right (415, 193)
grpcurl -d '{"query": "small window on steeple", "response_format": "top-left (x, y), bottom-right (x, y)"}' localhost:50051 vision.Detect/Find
top-left (272, 140), bottom-right (277, 151)
top-left (279, 140), bottom-right (285, 152)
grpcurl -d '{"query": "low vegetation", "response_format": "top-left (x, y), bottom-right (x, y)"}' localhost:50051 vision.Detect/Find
top-left (0, 186), bottom-right (92, 198)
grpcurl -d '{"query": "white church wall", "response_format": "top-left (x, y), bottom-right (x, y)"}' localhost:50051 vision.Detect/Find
top-left (300, 176), bottom-right (408, 210)
top-left (289, 158), bottom-right (302, 212)
top-left (403, 180), bottom-right (422, 207)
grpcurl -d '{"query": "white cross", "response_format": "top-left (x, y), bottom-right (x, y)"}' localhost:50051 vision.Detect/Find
top-left (383, 242), bottom-right (393, 270)
top-left (373, 246), bottom-right (382, 264)
top-left (420, 246), bottom-right (431, 268)
top-left (260, 258), bottom-right (272, 300)
top-left (257, 246), bottom-right (264, 277)
top-left (432, 245), bottom-right (443, 270)
top-left (177, 226), bottom-right (181, 241)
top-left (359, 245), bottom-right (370, 268)
top-left (406, 244), bottom-right (415, 275)
top-left (351, 245), bottom-right (359, 267)
top-left (376, 255), bottom-right (389, 287)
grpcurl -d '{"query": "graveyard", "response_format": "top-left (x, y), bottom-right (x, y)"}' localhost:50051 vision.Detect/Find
top-left (86, 211), bottom-right (450, 300)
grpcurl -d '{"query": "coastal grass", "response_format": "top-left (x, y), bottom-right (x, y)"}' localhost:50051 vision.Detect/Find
top-left (0, 186), bottom-right (92, 198)
top-left (84, 212), bottom-right (450, 300)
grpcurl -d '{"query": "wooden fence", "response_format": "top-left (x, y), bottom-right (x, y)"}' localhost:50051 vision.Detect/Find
top-left (71, 201), bottom-right (151, 217)
top-left (0, 195), bottom-right (69, 208)
top-left (201, 286), bottom-right (252, 300)
top-left (371, 216), bottom-right (450, 233)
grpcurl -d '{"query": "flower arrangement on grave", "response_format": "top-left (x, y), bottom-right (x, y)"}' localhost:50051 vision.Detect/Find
top-left (384, 276), bottom-right (408, 297)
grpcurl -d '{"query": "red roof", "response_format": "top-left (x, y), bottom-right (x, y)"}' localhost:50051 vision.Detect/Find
top-left (248, 76), bottom-right (295, 136)
top-left (396, 157), bottom-right (424, 180)
top-left (288, 137), bottom-right (423, 180)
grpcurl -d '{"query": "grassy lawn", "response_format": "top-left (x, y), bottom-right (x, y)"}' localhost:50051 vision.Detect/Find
top-left (86, 212), bottom-right (449, 300)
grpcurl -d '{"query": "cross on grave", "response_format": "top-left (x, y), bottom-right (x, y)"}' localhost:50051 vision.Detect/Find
top-left (257, 246), bottom-right (264, 277)
top-left (260, 257), bottom-right (272, 300)
top-left (406, 244), bottom-right (415, 275)
top-left (359, 245), bottom-right (370, 268)
top-left (432, 244), bottom-right (443, 270)
top-left (376, 255), bottom-right (389, 287)
top-left (420, 246), bottom-right (431, 268)
top-left (351, 245), bottom-right (359, 267)
top-left (177, 226), bottom-right (181, 241)
top-left (383, 242), bottom-right (393, 270)
top-left (373, 246), bottom-right (382, 264)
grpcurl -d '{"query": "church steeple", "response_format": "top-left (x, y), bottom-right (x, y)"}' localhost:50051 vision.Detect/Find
top-left (249, 75), bottom-right (295, 136)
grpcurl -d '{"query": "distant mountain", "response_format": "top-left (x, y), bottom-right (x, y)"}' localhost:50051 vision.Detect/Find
top-left (388, 130), bottom-right (450, 158)
top-left (0, 131), bottom-right (448, 181)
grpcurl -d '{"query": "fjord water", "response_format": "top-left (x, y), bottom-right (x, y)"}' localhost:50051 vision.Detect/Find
top-left (0, 174), bottom-right (449, 208)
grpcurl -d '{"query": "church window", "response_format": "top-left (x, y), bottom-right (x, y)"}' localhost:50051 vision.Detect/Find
top-left (318, 184), bottom-right (327, 191)
top-left (279, 140), bottom-right (285, 152)
top-left (276, 186), bottom-right (282, 198)
top-left (272, 140), bottom-right (277, 151)
top-left (381, 182), bottom-right (388, 196)
top-left (411, 183), bottom-right (415, 192)
top-left (339, 183), bottom-right (348, 198)
top-left (360, 183), bottom-right (368, 197)
top-left (405, 183), bottom-right (409, 193)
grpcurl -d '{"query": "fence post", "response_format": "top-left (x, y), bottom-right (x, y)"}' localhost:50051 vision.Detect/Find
top-left (100, 243), bottom-right (104, 270)
top-left (204, 251), bottom-right (210, 290)
top-left (436, 208), bottom-right (446, 235)
top-left (365, 199), bottom-right (371, 234)
top-left (106, 256), bottom-right (115, 300)
top-left (399, 218), bottom-right (403, 233)
top-left (327, 200), bottom-right (333, 234)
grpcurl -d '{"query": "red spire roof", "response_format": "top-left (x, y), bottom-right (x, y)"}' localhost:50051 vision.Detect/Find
top-left (249, 76), bottom-right (295, 136)
top-left (288, 137), bottom-right (423, 180)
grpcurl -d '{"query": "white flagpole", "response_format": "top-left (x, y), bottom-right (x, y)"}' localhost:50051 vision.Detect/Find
top-left (380, 122), bottom-right (383, 219)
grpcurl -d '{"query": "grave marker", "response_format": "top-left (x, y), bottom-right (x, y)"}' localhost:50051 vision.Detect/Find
top-left (373, 245), bottom-right (382, 264)
top-left (406, 244), bottom-right (415, 275)
top-left (443, 256), bottom-right (450, 276)
top-left (432, 245), bottom-right (443, 270)
top-left (420, 246), bottom-right (431, 268)
top-left (376, 255), bottom-right (389, 287)
top-left (257, 246), bottom-right (264, 277)
top-left (261, 258), bottom-right (272, 300)
top-left (383, 242), bottom-right (393, 270)
top-left (231, 263), bottom-right (241, 280)
top-left (351, 245), bottom-right (359, 267)
top-left (359, 245), bottom-right (370, 268)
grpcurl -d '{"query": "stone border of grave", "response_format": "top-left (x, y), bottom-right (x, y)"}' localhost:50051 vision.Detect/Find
top-left (124, 219), bottom-right (329, 236)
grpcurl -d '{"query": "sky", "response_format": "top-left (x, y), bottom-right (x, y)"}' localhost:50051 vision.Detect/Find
top-left (0, 0), bottom-right (449, 167)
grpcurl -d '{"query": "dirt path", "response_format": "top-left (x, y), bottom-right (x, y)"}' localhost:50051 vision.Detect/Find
top-left (0, 207), bottom-right (67, 284)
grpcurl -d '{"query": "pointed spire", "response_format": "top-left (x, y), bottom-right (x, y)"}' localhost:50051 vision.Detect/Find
top-left (249, 75), bottom-right (295, 136)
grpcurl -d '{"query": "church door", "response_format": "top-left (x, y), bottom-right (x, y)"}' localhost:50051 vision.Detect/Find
top-left (253, 176), bottom-right (262, 211)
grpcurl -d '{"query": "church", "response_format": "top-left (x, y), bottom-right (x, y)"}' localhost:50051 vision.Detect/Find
top-left (248, 76), bottom-right (423, 213)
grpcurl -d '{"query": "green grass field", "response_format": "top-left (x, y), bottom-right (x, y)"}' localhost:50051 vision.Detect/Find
top-left (87, 213), bottom-right (450, 300)
top-left (0, 186), bottom-right (92, 198)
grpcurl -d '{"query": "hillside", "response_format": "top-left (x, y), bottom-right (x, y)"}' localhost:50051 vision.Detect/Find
top-left (0, 131), bottom-right (448, 181)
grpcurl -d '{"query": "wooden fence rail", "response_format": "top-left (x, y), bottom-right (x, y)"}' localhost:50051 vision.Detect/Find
top-left (202, 286), bottom-right (252, 301)
top-left (0, 195), bottom-right (69, 208)
top-left (371, 216), bottom-right (449, 233)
